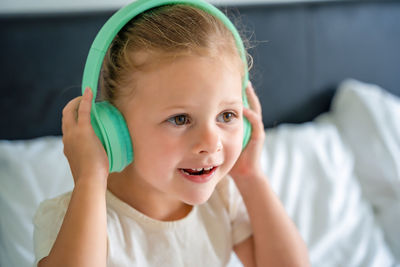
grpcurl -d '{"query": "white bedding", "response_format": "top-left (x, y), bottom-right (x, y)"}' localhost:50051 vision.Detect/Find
top-left (1, 79), bottom-right (399, 267)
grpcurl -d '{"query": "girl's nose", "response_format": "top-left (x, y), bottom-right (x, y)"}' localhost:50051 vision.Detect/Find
top-left (192, 126), bottom-right (222, 154)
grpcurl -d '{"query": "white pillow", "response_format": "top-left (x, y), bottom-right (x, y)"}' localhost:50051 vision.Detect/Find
top-left (331, 79), bottom-right (400, 260)
top-left (0, 137), bottom-right (73, 267)
top-left (261, 117), bottom-right (396, 267)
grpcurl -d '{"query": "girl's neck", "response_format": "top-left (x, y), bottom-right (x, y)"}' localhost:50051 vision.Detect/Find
top-left (107, 168), bottom-right (193, 221)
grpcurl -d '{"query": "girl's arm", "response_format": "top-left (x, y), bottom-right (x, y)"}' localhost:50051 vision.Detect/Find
top-left (38, 179), bottom-right (107, 267)
top-left (38, 88), bottom-right (109, 267)
top-left (230, 83), bottom-right (310, 267)
top-left (233, 174), bottom-right (309, 267)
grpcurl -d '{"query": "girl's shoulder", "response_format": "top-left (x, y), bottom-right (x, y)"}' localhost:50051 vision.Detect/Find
top-left (33, 191), bottom-right (72, 226)
top-left (213, 175), bottom-right (252, 245)
top-left (214, 175), bottom-right (244, 217)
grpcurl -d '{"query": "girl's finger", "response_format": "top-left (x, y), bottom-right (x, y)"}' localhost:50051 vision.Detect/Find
top-left (77, 87), bottom-right (93, 127)
top-left (62, 97), bottom-right (81, 129)
top-left (246, 82), bottom-right (262, 115)
top-left (243, 107), bottom-right (265, 141)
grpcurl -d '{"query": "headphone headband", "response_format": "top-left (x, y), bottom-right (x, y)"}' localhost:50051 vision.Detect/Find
top-left (82, 0), bottom-right (249, 98)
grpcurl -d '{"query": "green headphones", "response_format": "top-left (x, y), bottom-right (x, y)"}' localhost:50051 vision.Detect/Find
top-left (82, 0), bottom-right (251, 173)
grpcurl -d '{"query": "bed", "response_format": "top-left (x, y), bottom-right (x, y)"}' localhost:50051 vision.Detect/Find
top-left (1, 0), bottom-right (400, 266)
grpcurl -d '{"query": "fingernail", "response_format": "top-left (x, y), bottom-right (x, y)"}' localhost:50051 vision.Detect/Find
top-left (85, 87), bottom-right (92, 98)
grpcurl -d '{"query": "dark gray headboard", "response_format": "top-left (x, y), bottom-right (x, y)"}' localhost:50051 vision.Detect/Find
top-left (1, 0), bottom-right (400, 140)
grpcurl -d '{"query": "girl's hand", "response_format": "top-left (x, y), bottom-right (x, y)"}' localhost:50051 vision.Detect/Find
top-left (230, 82), bottom-right (266, 181)
top-left (62, 87), bottom-right (109, 186)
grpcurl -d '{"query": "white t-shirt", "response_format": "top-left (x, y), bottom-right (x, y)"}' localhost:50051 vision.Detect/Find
top-left (33, 176), bottom-right (252, 267)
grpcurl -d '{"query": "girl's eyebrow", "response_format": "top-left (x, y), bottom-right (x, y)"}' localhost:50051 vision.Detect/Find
top-left (220, 100), bottom-right (243, 106)
top-left (161, 100), bottom-right (242, 111)
top-left (161, 104), bottom-right (194, 111)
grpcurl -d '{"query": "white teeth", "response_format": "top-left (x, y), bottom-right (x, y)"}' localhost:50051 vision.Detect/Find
top-left (187, 167), bottom-right (214, 172)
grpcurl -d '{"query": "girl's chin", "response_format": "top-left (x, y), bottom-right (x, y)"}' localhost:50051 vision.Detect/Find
top-left (178, 168), bottom-right (229, 205)
top-left (181, 189), bottom-right (215, 206)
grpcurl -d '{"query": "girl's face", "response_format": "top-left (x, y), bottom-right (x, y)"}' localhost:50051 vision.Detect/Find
top-left (119, 55), bottom-right (243, 205)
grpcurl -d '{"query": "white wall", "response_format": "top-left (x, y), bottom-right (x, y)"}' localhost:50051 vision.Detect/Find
top-left (0, 0), bottom-right (333, 14)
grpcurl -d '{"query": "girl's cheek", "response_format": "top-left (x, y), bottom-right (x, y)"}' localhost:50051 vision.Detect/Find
top-left (224, 129), bottom-right (243, 161)
top-left (154, 135), bottom-right (185, 160)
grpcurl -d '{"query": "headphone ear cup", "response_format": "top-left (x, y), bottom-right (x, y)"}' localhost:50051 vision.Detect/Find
top-left (242, 117), bottom-right (251, 149)
top-left (242, 89), bottom-right (252, 149)
top-left (90, 110), bottom-right (106, 149)
top-left (92, 101), bottom-right (133, 173)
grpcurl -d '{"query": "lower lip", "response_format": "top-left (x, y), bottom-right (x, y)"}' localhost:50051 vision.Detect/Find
top-left (179, 167), bottom-right (218, 184)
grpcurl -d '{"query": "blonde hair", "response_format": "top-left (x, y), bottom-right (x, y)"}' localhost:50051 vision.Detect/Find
top-left (100, 4), bottom-right (251, 106)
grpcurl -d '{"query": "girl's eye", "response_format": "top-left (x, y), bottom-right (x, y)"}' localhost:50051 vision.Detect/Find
top-left (218, 112), bottom-right (237, 123)
top-left (168, 114), bottom-right (190, 126)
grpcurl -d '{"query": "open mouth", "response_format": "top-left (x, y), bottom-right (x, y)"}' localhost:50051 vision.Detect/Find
top-left (178, 166), bottom-right (218, 183)
top-left (180, 166), bottom-right (216, 176)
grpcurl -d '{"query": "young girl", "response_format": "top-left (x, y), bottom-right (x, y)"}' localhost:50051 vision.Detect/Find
top-left (34, 3), bottom-right (309, 267)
